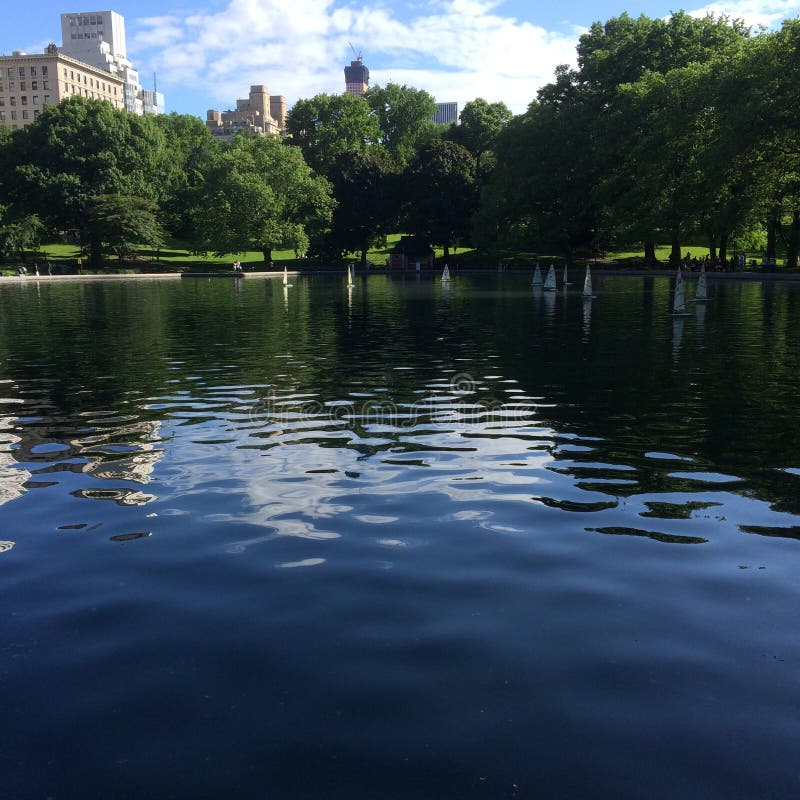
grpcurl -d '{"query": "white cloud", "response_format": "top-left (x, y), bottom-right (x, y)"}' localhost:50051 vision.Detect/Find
top-left (685, 0), bottom-right (800, 28)
top-left (128, 0), bottom-right (581, 115)
top-left (128, 0), bottom-right (799, 117)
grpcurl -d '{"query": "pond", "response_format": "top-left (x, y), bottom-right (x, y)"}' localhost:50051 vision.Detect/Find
top-left (1, 273), bottom-right (799, 799)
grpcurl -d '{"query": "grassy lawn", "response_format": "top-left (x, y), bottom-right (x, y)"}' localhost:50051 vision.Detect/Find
top-left (1, 238), bottom-right (303, 274)
top-left (1, 236), bottom-right (779, 276)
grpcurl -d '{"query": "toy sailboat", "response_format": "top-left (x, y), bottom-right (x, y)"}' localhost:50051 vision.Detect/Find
top-left (670, 267), bottom-right (691, 316)
top-left (583, 265), bottom-right (595, 299)
top-left (543, 264), bottom-right (557, 291)
top-left (688, 265), bottom-right (709, 303)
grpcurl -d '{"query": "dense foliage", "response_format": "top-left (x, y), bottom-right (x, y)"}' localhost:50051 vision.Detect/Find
top-left (0, 12), bottom-right (799, 268)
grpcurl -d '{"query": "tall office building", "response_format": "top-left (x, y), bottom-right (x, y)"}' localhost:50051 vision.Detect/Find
top-left (344, 56), bottom-right (369, 96)
top-left (59, 11), bottom-right (163, 115)
top-left (0, 43), bottom-right (124, 130)
top-left (432, 102), bottom-right (458, 125)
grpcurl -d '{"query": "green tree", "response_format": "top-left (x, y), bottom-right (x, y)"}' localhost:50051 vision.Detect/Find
top-left (285, 93), bottom-right (381, 178)
top-left (327, 150), bottom-right (398, 266)
top-left (402, 140), bottom-right (477, 260)
top-left (0, 96), bottom-right (171, 267)
top-left (86, 194), bottom-right (165, 263)
top-left (365, 83), bottom-right (438, 168)
top-left (580, 12), bottom-right (750, 261)
top-left (447, 98), bottom-right (512, 177)
top-left (190, 134), bottom-right (333, 266)
top-left (153, 113), bottom-right (218, 239)
top-left (480, 95), bottom-right (595, 261)
top-left (0, 205), bottom-right (44, 263)
top-left (714, 20), bottom-right (800, 268)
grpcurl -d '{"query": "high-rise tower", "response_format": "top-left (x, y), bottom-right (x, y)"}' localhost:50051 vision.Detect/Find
top-left (344, 55), bottom-right (369, 96)
top-left (60, 11), bottom-right (164, 115)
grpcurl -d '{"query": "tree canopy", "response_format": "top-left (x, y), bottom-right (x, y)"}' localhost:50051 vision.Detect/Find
top-left (1, 11), bottom-right (800, 270)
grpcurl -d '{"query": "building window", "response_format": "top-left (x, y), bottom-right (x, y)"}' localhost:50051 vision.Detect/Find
top-left (34, 109), bottom-right (39, 117)
top-left (0, 82), bottom-right (3, 92)
top-left (32, 80), bottom-right (38, 90)
top-left (43, 80), bottom-right (49, 90)
top-left (11, 110), bottom-right (17, 120)
top-left (30, 67), bottom-right (37, 77)
top-left (42, 66), bottom-right (47, 76)
top-left (8, 81), bottom-right (14, 91)
top-left (71, 34), bottom-right (77, 39)
top-left (70, 71), bottom-right (74, 80)
top-left (84, 75), bottom-right (87, 84)
top-left (21, 96), bottom-right (27, 105)
top-left (7, 68), bottom-right (12, 78)
top-left (44, 95), bottom-right (50, 104)
top-left (0, 111), bottom-right (4, 120)
top-left (33, 96), bottom-right (39, 105)
top-left (0, 99), bottom-right (4, 107)
top-left (20, 81), bottom-right (26, 91)
top-left (63, 68), bottom-right (67, 78)
top-left (22, 110), bottom-right (29, 120)
top-left (18, 67), bottom-right (24, 77)
top-left (10, 97), bottom-right (16, 106)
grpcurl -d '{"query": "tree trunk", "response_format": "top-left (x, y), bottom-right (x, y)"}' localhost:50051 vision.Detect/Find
top-left (669, 234), bottom-right (681, 266)
top-left (719, 231), bottom-right (729, 269)
top-left (443, 242), bottom-right (450, 262)
top-left (709, 234), bottom-right (717, 266)
top-left (786, 209), bottom-right (799, 269)
top-left (766, 215), bottom-right (778, 268)
top-left (644, 241), bottom-right (657, 266)
top-left (360, 248), bottom-right (368, 268)
top-left (89, 236), bottom-right (102, 270)
top-left (262, 247), bottom-right (273, 268)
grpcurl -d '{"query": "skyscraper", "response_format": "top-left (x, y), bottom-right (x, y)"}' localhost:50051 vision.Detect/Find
top-left (344, 56), bottom-right (369, 96)
top-left (431, 102), bottom-right (458, 125)
top-left (59, 11), bottom-right (164, 115)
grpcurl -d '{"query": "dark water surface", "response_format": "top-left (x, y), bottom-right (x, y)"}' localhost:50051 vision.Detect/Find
top-left (1, 273), bottom-right (799, 799)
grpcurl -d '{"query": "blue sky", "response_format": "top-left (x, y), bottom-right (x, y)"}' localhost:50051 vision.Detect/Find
top-left (3, 0), bottom-right (798, 116)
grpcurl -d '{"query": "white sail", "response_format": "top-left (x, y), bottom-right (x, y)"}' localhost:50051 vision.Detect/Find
top-left (442, 264), bottom-right (451, 282)
top-left (532, 263), bottom-right (543, 286)
top-left (563, 264), bottom-right (571, 286)
top-left (347, 264), bottom-right (354, 287)
top-left (283, 266), bottom-right (289, 287)
top-left (696, 265), bottom-right (707, 299)
top-left (544, 264), bottom-right (557, 291)
top-left (673, 267), bottom-right (686, 313)
top-left (583, 265), bottom-right (593, 297)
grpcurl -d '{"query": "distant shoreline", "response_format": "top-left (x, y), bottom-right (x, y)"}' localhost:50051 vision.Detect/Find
top-left (2, 268), bottom-right (799, 282)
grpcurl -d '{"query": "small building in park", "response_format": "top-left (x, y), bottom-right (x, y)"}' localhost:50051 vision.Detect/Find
top-left (387, 236), bottom-right (435, 269)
